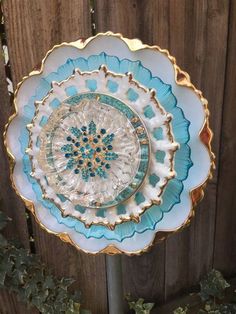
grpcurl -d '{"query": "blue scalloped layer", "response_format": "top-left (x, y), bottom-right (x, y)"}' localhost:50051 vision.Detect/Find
top-left (19, 52), bottom-right (193, 242)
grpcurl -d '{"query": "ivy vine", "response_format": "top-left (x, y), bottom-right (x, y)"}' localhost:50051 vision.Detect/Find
top-left (127, 270), bottom-right (236, 314)
top-left (0, 211), bottom-right (91, 314)
top-left (1, 208), bottom-right (236, 314)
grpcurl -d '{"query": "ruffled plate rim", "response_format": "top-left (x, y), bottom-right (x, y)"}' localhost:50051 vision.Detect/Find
top-left (4, 32), bottom-right (215, 255)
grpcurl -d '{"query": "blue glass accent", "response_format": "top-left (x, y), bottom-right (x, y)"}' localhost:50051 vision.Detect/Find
top-left (135, 192), bottom-right (145, 205)
top-left (65, 86), bottom-right (78, 97)
top-left (174, 144), bottom-right (193, 180)
top-left (57, 194), bottom-right (67, 202)
top-left (86, 79), bottom-right (97, 92)
top-left (66, 158), bottom-right (75, 169)
top-left (61, 144), bottom-right (73, 152)
top-left (155, 150), bottom-right (165, 163)
top-left (19, 52), bottom-right (193, 242)
top-left (67, 93), bottom-right (135, 120)
top-left (89, 120), bottom-right (96, 135)
top-left (75, 205), bottom-right (86, 214)
top-left (117, 204), bottom-right (126, 215)
top-left (143, 105), bottom-right (155, 119)
top-left (36, 137), bottom-right (40, 148)
top-left (107, 80), bottom-right (118, 93)
top-left (153, 127), bottom-right (163, 140)
top-left (60, 120), bottom-right (119, 182)
top-left (65, 93), bottom-right (149, 205)
top-left (127, 88), bottom-right (139, 101)
top-left (96, 209), bottom-right (105, 217)
top-left (70, 127), bottom-right (82, 139)
top-left (39, 115), bottom-right (48, 126)
top-left (149, 174), bottom-right (160, 187)
top-left (171, 107), bottom-right (191, 143)
top-left (49, 98), bottom-right (60, 109)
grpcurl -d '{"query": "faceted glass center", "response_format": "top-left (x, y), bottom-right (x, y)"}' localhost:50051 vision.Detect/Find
top-left (61, 121), bottom-right (118, 181)
top-left (37, 94), bottom-right (149, 209)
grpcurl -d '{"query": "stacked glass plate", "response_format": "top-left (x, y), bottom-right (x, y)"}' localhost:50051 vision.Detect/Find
top-left (4, 33), bottom-right (214, 254)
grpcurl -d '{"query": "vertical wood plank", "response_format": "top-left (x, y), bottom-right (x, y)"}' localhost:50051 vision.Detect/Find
top-left (0, 290), bottom-right (38, 314)
top-left (95, 0), bottom-right (230, 306)
top-left (213, 0), bottom-right (236, 276)
top-left (0, 40), bottom-right (38, 313)
top-left (94, 0), bottom-right (167, 307)
top-left (0, 47), bottom-right (30, 247)
top-left (162, 0), bottom-right (229, 300)
top-left (2, 1), bottom-right (108, 313)
top-left (2, 0), bottom-right (92, 87)
top-left (1, 0), bottom-right (235, 312)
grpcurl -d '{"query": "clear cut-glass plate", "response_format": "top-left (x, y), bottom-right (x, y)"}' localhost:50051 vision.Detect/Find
top-left (4, 32), bottom-right (214, 255)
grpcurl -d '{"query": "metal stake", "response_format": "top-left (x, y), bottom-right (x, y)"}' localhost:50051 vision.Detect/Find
top-left (106, 255), bottom-right (124, 314)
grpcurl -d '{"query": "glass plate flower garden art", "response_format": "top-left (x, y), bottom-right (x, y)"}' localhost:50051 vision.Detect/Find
top-left (4, 32), bottom-right (214, 255)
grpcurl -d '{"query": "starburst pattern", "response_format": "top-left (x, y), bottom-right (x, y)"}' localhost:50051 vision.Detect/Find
top-left (61, 120), bottom-right (118, 181)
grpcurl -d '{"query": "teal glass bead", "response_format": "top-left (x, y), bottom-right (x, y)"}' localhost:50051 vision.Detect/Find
top-left (61, 119), bottom-right (119, 182)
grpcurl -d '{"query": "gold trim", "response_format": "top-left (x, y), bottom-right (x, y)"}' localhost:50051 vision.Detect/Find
top-left (3, 32), bottom-right (215, 256)
top-left (27, 65), bottom-right (177, 229)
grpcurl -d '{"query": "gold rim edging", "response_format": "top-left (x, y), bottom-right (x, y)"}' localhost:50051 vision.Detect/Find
top-left (27, 66), bottom-right (177, 229)
top-left (3, 31), bottom-right (215, 256)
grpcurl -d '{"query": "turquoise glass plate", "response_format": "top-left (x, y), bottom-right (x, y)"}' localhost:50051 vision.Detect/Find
top-left (18, 52), bottom-right (192, 242)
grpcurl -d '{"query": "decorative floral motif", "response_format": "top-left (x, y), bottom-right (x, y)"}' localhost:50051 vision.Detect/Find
top-left (61, 121), bottom-right (118, 181)
top-left (33, 93), bottom-right (151, 211)
top-left (4, 32), bottom-right (214, 255)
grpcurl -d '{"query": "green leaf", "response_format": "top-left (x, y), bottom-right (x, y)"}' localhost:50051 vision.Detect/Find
top-left (127, 297), bottom-right (155, 314)
top-left (200, 269), bottom-right (230, 301)
top-left (173, 306), bottom-right (189, 314)
top-left (143, 303), bottom-right (155, 310)
top-left (0, 208), bottom-right (89, 313)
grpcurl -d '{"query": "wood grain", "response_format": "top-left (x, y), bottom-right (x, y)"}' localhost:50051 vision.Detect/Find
top-left (213, 0), bottom-right (236, 276)
top-left (95, 0), bottom-right (230, 306)
top-left (0, 40), bottom-right (38, 313)
top-left (1, 0), bottom-right (236, 312)
top-left (2, 1), bottom-right (108, 313)
top-left (162, 0), bottom-right (229, 300)
top-left (0, 45), bottom-right (30, 247)
top-left (2, 0), bottom-right (92, 87)
top-left (0, 290), bottom-right (38, 314)
top-left (32, 228), bottom-right (108, 313)
top-left (94, 0), bottom-right (168, 308)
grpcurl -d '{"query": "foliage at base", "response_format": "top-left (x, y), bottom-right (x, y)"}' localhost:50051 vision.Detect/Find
top-left (127, 269), bottom-right (236, 314)
top-left (126, 295), bottom-right (155, 314)
top-left (0, 211), bottom-right (90, 314)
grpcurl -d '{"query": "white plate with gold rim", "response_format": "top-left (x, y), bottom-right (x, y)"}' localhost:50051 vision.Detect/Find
top-left (5, 32), bottom-right (214, 255)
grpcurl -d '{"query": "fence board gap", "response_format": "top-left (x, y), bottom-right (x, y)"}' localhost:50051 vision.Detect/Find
top-left (2, 1), bottom-right (108, 313)
top-left (94, 0), bottom-right (168, 307)
top-left (0, 35), bottom-right (38, 313)
top-left (213, 0), bottom-right (236, 276)
top-left (164, 0), bottom-right (229, 300)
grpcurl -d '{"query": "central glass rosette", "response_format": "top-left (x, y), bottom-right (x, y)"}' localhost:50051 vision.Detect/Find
top-left (27, 66), bottom-right (178, 227)
top-left (37, 95), bottom-right (149, 209)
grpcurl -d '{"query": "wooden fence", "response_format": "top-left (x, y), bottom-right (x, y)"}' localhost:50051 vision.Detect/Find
top-left (0, 1), bottom-right (235, 313)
